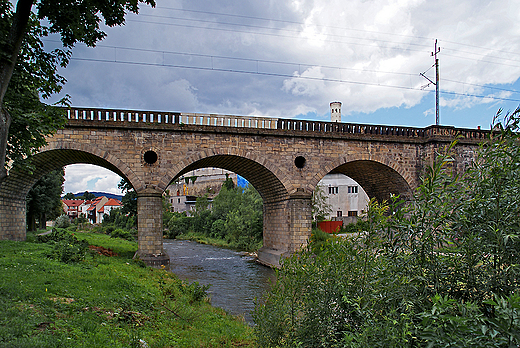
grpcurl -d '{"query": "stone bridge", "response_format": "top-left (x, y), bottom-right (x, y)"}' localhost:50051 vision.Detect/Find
top-left (0, 107), bottom-right (488, 267)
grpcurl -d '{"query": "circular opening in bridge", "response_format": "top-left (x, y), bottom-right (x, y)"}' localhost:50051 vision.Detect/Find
top-left (294, 156), bottom-right (306, 169)
top-left (143, 150), bottom-right (158, 165)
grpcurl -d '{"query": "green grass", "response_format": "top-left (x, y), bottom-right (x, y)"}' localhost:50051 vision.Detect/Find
top-left (0, 232), bottom-right (256, 348)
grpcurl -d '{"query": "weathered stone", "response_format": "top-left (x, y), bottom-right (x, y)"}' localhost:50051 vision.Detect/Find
top-left (0, 108), bottom-right (486, 267)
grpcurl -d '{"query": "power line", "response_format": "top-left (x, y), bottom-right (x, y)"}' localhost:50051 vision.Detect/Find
top-left (149, 7), bottom-right (520, 64)
top-left (43, 32), bottom-right (520, 99)
top-left (125, 18), bottom-right (432, 55)
top-left (52, 40), bottom-right (519, 96)
top-left (135, 13), bottom-right (433, 51)
top-left (67, 55), bottom-right (520, 103)
top-left (156, 6), bottom-right (434, 41)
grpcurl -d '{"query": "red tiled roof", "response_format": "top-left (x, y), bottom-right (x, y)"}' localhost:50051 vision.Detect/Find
top-left (104, 198), bottom-right (122, 206)
top-left (62, 199), bottom-right (84, 207)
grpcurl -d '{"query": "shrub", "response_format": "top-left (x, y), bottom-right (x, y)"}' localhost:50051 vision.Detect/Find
top-left (166, 213), bottom-right (192, 238)
top-left (254, 109), bottom-right (520, 347)
top-left (53, 214), bottom-right (71, 228)
top-left (37, 228), bottom-right (89, 263)
top-left (110, 228), bottom-right (135, 241)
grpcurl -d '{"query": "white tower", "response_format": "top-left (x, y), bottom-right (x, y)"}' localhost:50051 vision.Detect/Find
top-left (330, 101), bottom-right (341, 122)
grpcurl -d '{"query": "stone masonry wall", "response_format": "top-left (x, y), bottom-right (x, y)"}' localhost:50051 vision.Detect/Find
top-left (0, 118), bottom-right (484, 266)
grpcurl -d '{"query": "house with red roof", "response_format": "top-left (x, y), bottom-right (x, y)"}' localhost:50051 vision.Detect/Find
top-left (62, 199), bottom-right (85, 220)
top-left (62, 196), bottom-right (122, 224)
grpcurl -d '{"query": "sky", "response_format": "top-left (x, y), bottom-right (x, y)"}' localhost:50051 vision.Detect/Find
top-left (53, 0), bottom-right (520, 195)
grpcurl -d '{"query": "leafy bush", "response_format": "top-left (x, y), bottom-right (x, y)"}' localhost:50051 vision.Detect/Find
top-left (254, 108), bottom-right (520, 347)
top-left (53, 214), bottom-right (71, 228)
top-left (110, 228), bottom-right (136, 241)
top-left (166, 212), bottom-right (193, 238)
top-left (37, 228), bottom-right (89, 263)
top-left (161, 277), bottom-right (210, 304)
top-left (166, 184), bottom-right (263, 251)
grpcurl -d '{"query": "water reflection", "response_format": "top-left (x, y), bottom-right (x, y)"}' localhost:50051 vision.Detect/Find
top-left (163, 239), bottom-right (276, 324)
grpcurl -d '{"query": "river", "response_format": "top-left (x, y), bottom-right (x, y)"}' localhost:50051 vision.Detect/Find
top-left (163, 239), bottom-right (276, 324)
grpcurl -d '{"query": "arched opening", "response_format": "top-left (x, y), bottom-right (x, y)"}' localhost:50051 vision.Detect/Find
top-left (0, 149), bottom-right (133, 241)
top-left (169, 155), bottom-right (288, 204)
top-left (164, 155), bottom-right (295, 267)
top-left (329, 160), bottom-right (413, 203)
top-left (62, 164), bottom-right (126, 225)
top-left (312, 160), bottom-right (413, 232)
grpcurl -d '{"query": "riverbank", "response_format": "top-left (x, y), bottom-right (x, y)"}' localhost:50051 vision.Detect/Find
top-left (0, 231), bottom-right (255, 348)
top-left (174, 231), bottom-right (261, 255)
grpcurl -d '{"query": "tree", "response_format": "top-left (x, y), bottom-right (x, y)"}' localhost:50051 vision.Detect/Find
top-left (254, 109), bottom-right (520, 347)
top-left (80, 191), bottom-right (95, 201)
top-left (311, 183), bottom-right (331, 225)
top-left (26, 168), bottom-right (64, 230)
top-left (119, 178), bottom-right (137, 217)
top-left (62, 192), bottom-right (75, 200)
top-left (0, 0), bottom-right (156, 183)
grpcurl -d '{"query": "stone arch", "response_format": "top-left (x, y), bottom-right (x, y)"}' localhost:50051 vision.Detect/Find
top-left (159, 153), bottom-right (304, 267)
top-left (0, 141), bottom-right (139, 241)
top-left (312, 156), bottom-right (414, 202)
top-left (160, 153), bottom-right (289, 203)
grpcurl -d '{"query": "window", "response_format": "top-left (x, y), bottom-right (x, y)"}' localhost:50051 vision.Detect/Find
top-left (178, 198), bottom-right (181, 203)
top-left (348, 186), bottom-right (358, 194)
top-left (337, 211), bottom-right (342, 217)
top-left (328, 186), bottom-right (339, 194)
top-left (348, 211), bottom-right (358, 217)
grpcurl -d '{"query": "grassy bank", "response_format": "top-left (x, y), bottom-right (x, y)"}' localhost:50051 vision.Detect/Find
top-left (174, 232), bottom-right (262, 253)
top-left (0, 231), bottom-right (255, 348)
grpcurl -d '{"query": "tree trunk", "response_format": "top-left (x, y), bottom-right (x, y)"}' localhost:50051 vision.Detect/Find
top-left (27, 211), bottom-right (35, 231)
top-left (39, 212), bottom-right (46, 230)
top-left (0, 0), bottom-right (34, 183)
top-left (0, 107), bottom-right (10, 183)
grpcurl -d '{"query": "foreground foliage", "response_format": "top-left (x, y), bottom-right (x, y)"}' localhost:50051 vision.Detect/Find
top-left (0, 231), bottom-right (255, 347)
top-left (254, 109), bottom-right (520, 347)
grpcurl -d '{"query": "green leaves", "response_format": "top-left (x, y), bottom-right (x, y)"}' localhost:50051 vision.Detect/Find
top-left (255, 108), bottom-right (520, 347)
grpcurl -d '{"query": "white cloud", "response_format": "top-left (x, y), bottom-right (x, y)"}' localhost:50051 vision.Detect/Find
top-left (64, 164), bottom-right (123, 195)
top-left (46, 0), bottom-right (520, 128)
top-left (282, 66), bottom-right (325, 96)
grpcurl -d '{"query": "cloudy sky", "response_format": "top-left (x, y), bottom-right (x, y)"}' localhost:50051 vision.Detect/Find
top-left (53, 0), bottom-right (520, 195)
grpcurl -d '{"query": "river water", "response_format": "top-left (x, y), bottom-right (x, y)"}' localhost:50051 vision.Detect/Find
top-left (163, 239), bottom-right (276, 324)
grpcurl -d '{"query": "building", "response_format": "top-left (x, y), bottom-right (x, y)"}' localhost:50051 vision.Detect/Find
top-left (62, 199), bottom-right (84, 220)
top-left (317, 173), bottom-right (369, 223)
top-left (96, 198), bottom-right (122, 223)
top-left (167, 168), bottom-right (236, 214)
top-left (63, 196), bottom-right (121, 224)
top-left (330, 101), bottom-right (342, 122)
top-left (320, 102), bottom-right (369, 223)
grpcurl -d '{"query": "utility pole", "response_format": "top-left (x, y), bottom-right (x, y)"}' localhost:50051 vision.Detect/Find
top-left (420, 39), bottom-right (441, 125)
top-left (433, 39), bottom-right (440, 126)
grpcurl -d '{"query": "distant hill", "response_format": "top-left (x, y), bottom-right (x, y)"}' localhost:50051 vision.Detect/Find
top-left (64, 191), bottom-right (123, 201)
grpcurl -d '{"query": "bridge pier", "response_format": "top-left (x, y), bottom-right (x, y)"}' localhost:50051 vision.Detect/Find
top-left (135, 188), bottom-right (170, 268)
top-left (0, 195), bottom-right (26, 241)
top-left (258, 191), bottom-right (312, 268)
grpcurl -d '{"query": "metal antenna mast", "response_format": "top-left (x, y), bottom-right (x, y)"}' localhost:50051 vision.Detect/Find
top-left (420, 39), bottom-right (441, 125)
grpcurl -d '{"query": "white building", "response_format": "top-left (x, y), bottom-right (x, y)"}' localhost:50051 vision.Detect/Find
top-left (318, 173), bottom-right (369, 221)
top-left (316, 102), bottom-right (369, 222)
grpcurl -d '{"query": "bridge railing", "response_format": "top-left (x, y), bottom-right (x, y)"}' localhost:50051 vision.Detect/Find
top-left (65, 107), bottom-right (489, 140)
top-left (66, 107), bottom-right (278, 129)
top-left (276, 118), bottom-right (489, 140)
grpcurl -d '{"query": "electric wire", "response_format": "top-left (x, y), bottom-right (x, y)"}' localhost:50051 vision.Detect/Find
top-left (144, 7), bottom-right (520, 63)
top-left (46, 38), bottom-right (519, 97)
top-left (68, 55), bottom-right (520, 103)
